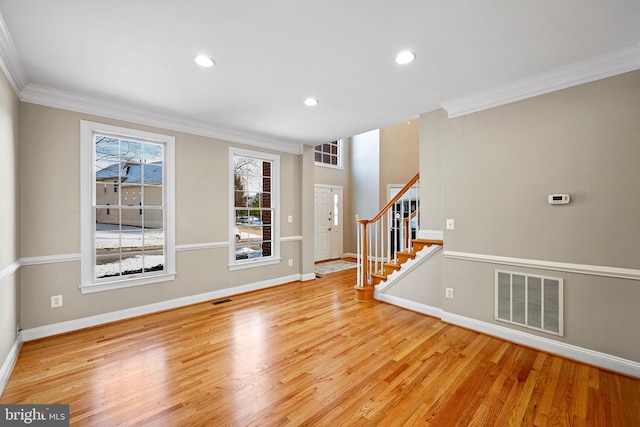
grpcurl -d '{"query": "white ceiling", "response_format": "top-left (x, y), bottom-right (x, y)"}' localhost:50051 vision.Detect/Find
top-left (0, 1), bottom-right (639, 150)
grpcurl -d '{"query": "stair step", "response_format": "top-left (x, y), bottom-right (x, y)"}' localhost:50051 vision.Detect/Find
top-left (412, 238), bottom-right (444, 253)
top-left (370, 272), bottom-right (386, 286)
top-left (383, 262), bottom-right (401, 276)
top-left (396, 251), bottom-right (416, 265)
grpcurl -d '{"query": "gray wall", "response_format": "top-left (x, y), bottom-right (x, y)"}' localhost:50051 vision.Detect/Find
top-left (0, 68), bottom-right (20, 376)
top-left (18, 103), bottom-right (309, 329)
top-left (379, 119), bottom-right (420, 206)
top-left (349, 130), bottom-right (380, 254)
top-left (421, 70), bottom-right (640, 362)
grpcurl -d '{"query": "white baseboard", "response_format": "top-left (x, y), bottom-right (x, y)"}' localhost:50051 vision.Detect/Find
top-left (375, 276), bottom-right (640, 378)
top-left (441, 311), bottom-right (640, 379)
top-left (22, 273), bottom-right (303, 341)
top-left (300, 272), bottom-right (316, 281)
top-left (0, 334), bottom-right (22, 397)
top-left (375, 293), bottom-right (443, 319)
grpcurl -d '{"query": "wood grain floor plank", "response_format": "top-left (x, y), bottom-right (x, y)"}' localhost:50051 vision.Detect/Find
top-left (1, 268), bottom-right (639, 426)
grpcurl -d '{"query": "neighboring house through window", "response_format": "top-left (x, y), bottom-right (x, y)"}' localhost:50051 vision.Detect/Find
top-left (80, 121), bottom-right (175, 293)
top-left (314, 140), bottom-right (341, 168)
top-left (229, 147), bottom-right (280, 269)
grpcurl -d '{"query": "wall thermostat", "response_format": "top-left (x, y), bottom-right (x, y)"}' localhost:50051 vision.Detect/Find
top-left (548, 194), bottom-right (570, 205)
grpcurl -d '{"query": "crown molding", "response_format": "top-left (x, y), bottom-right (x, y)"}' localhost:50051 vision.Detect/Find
top-left (442, 43), bottom-right (640, 118)
top-left (0, 12), bottom-right (27, 94)
top-left (20, 83), bottom-right (304, 154)
top-left (0, 13), bottom-right (302, 155)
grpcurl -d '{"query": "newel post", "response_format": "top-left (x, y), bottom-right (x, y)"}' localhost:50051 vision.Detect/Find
top-left (354, 219), bottom-right (374, 302)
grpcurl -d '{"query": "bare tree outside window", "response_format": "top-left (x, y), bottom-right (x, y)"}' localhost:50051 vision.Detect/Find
top-left (233, 155), bottom-right (273, 260)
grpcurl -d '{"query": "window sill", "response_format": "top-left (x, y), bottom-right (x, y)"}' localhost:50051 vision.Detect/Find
top-left (314, 162), bottom-right (343, 170)
top-left (228, 257), bottom-right (281, 271)
top-left (80, 272), bottom-right (176, 294)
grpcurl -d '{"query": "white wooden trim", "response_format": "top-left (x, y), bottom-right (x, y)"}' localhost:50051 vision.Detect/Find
top-left (80, 120), bottom-right (176, 292)
top-left (20, 253), bottom-right (81, 266)
top-left (442, 43), bottom-right (640, 118)
top-left (176, 242), bottom-right (228, 251)
top-left (300, 272), bottom-right (316, 281)
top-left (0, 13), bottom-right (27, 95)
top-left (0, 261), bottom-right (20, 285)
top-left (22, 273), bottom-right (304, 341)
top-left (20, 83), bottom-right (303, 155)
top-left (228, 147), bottom-right (281, 268)
top-left (443, 251), bottom-right (640, 281)
top-left (441, 312), bottom-right (640, 379)
top-left (375, 293), bottom-right (443, 319)
top-left (376, 244), bottom-right (442, 293)
top-left (417, 229), bottom-right (443, 240)
top-left (281, 235), bottom-right (303, 242)
top-left (0, 333), bottom-right (22, 397)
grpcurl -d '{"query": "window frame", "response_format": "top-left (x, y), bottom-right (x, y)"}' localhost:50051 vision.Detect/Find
top-left (80, 120), bottom-right (176, 294)
top-left (229, 147), bottom-right (280, 270)
top-left (314, 139), bottom-right (343, 169)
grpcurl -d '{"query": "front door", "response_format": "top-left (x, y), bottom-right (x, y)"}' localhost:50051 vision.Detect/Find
top-left (314, 186), bottom-right (343, 262)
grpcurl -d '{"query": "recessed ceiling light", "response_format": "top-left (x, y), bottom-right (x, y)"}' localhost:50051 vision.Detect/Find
top-left (395, 51), bottom-right (416, 65)
top-left (193, 54), bottom-right (215, 68)
top-left (304, 98), bottom-right (318, 106)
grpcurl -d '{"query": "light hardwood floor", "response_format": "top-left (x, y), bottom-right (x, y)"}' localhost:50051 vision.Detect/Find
top-left (2, 268), bottom-right (639, 426)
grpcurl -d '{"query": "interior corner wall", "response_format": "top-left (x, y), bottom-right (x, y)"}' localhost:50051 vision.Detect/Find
top-left (300, 145), bottom-right (316, 276)
top-left (0, 67), bottom-right (20, 374)
top-left (427, 70), bottom-right (640, 362)
top-left (419, 110), bottom-right (445, 233)
top-left (379, 119), bottom-right (420, 206)
top-left (349, 129), bottom-right (380, 252)
top-left (18, 102), bottom-right (306, 330)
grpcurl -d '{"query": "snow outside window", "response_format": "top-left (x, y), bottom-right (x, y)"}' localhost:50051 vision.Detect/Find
top-left (229, 147), bottom-right (280, 269)
top-left (80, 121), bottom-right (175, 293)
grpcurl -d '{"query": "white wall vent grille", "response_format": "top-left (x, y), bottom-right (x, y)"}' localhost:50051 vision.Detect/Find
top-left (495, 270), bottom-right (563, 336)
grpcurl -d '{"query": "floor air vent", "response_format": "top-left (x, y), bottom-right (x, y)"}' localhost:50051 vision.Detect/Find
top-left (495, 270), bottom-right (563, 336)
top-left (212, 298), bottom-right (232, 305)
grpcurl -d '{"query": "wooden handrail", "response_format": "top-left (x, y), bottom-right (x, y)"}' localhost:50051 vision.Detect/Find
top-left (358, 172), bottom-right (420, 225)
top-left (354, 173), bottom-right (420, 300)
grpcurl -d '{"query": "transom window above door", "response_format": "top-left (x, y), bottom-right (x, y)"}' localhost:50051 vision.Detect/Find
top-left (314, 140), bottom-right (342, 168)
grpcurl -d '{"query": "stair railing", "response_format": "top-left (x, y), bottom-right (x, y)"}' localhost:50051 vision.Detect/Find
top-left (355, 173), bottom-right (419, 299)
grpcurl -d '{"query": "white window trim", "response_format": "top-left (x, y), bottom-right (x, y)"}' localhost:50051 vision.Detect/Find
top-left (80, 120), bottom-right (176, 294)
top-left (229, 147), bottom-right (280, 270)
top-left (314, 139), bottom-right (343, 170)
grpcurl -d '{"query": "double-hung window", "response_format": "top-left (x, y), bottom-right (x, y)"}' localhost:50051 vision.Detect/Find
top-left (81, 121), bottom-right (175, 293)
top-left (229, 147), bottom-right (280, 269)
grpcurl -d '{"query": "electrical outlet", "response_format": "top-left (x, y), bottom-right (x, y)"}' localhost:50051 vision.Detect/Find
top-left (446, 219), bottom-right (455, 230)
top-left (288, 259), bottom-right (293, 267)
top-left (445, 288), bottom-right (454, 299)
top-left (51, 295), bottom-right (63, 308)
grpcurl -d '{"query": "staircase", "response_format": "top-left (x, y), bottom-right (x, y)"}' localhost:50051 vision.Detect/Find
top-left (353, 173), bottom-right (443, 301)
top-left (369, 238), bottom-right (443, 285)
